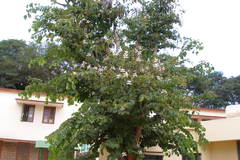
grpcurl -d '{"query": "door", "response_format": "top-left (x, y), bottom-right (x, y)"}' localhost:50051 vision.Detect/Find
top-left (0, 141), bottom-right (2, 159)
top-left (38, 149), bottom-right (48, 160)
top-left (16, 143), bottom-right (30, 160)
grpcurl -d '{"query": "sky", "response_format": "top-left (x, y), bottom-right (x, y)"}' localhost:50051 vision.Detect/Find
top-left (1, 0), bottom-right (240, 77)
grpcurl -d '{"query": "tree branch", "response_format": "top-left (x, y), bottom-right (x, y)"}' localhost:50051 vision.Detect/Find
top-left (55, 1), bottom-right (68, 7)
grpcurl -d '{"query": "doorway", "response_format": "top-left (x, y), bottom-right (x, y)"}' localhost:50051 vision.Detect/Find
top-left (16, 143), bottom-right (30, 160)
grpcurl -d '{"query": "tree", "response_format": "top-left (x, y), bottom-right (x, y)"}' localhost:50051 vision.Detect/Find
top-left (188, 71), bottom-right (228, 109)
top-left (22, 0), bottom-right (207, 160)
top-left (0, 39), bottom-right (53, 90)
top-left (189, 71), bottom-right (240, 109)
top-left (219, 75), bottom-right (240, 106)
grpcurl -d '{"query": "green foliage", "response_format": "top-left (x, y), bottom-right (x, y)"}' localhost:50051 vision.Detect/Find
top-left (0, 39), bottom-right (53, 89)
top-left (191, 71), bottom-right (240, 109)
top-left (21, 0), bottom-right (208, 160)
top-left (223, 76), bottom-right (240, 104)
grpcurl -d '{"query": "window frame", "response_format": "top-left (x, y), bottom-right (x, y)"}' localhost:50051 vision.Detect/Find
top-left (42, 106), bottom-right (56, 124)
top-left (21, 104), bottom-right (35, 122)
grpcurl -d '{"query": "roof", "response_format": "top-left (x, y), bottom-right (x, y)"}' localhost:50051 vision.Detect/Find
top-left (0, 88), bottom-right (22, 93)
top-left (16, 98), bottom-right (64, 107)
top-left (0, 88), bottom-right (63, 107)
top-left (35, 141), bottom-right (90, 152)
top-left (0, 138), bottom-right (35, 144)
top-left (202, 116), bottom-right (240, 142)
top-left (193, 107), bottom-right (225, 112)
top-left (35, 140), bottom-right (50, 149)
top-left (0, 88), bottom-right (48, 97)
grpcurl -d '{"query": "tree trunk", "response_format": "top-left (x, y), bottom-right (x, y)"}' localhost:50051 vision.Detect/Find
top-left (127, 154), bottom-right (137, 160)
top-left (135, 126), bottom-right (143, 147)
top-left (125, 126), bottom-right (143, 160)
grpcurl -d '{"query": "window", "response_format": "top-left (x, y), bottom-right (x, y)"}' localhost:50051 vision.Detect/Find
top-left (144, 154), bottom-right (163, 160)
top-left (42, 107), bottom-right (56, 124)
top-left (21, 105), bottom-right (35, 122)
top-left (182, 153), bottom-right (201, 160)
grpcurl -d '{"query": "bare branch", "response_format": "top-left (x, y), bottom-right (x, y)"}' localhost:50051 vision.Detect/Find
top-left (52, 0), bottom-right (68, 7)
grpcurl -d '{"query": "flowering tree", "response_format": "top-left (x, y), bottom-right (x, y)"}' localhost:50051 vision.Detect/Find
top-left (22, 0), bottom-right (207, 160)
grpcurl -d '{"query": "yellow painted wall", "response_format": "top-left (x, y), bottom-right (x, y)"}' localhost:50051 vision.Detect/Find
top-left (163, 141), bottom-right (238, 160)
top-left (208, 141), bottom-right (238, 160)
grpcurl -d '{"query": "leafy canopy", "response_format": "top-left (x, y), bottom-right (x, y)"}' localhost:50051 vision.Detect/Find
top-left (190, 71), bottom-right (240, 109)
top-left (22, 0), bottom-right (208, 160)
top-left (0, 39), bottom-right (53, 89)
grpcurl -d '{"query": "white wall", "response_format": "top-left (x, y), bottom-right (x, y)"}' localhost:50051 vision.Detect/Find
top-left (0, 91), bottom-right (79, 141)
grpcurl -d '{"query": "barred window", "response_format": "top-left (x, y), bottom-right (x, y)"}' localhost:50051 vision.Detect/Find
top-left (42, 106), bottom-right (56, 124)
top-left (21, 105), bottom-right (35, 122)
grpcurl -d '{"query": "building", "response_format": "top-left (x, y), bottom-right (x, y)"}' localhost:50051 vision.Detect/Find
top-left (0, 88), bottom-right (79, 160)
top-left (132, 107), bottom-right (240, 160)
top-left (156, 106), bottom-right (240, 160)
top-left (200, 105), bottom-right (240, 160)
top-left (1, 88), bottom-right (240, 160)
